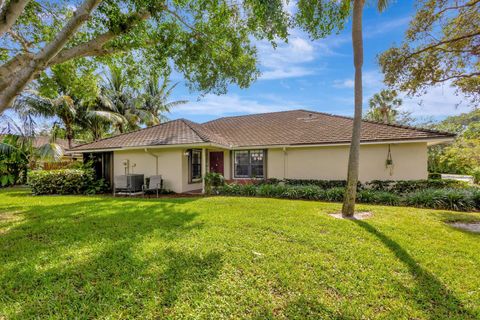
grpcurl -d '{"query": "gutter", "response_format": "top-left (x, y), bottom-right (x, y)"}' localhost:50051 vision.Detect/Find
top-left (73, 137), bottom-right (454, 153)
top-left (144, 148), bottom-right (159, 175)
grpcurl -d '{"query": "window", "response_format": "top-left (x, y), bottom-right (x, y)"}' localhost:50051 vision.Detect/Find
top-left (189, 149), bottom-right (202, 183)
top-left (234, 150), bottom-right (265, 178)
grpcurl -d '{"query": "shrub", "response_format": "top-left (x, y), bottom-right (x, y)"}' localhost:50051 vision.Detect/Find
top-left (254, 178), bottom-right (282, 185)
top-left (296, 185), bottom-right (325, 200)
top-left (471, 188), bottom-right (480, 209)
top-left (27, 169), bottom-right (106, 195)
top-left (240, 184), bottom-right (257, 196)
top-left (428, 173), bottom-right (442, 180)
top-left (405, 189), bottom-right (475, 211)
top-left (324, 187), bottom-right (345, 202)
top-left (364, 180), bottom-right (395, 191)
top-left (257, 184), bottom-right (286, 197)
top-left (357, 190), bottom-right (402, 206)
top-left (373, 191), bottom-right (402, 206)
top-left (285, 179), bottom-right (346, 189)
top-left (471, 168), bottom-right (480, 184)
top-left (204, 172), bottom-right (225, 195)
top-left (365, 179), bottom-right (469, 194)
top-left (357, 190), bottom-right (377, 203)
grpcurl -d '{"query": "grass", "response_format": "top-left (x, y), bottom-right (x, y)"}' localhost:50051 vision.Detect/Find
top-left (1, 187), bottom-right (480, 319)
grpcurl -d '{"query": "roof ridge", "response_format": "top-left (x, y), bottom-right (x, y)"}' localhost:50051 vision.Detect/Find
top-left (202, 108), bottom-right (302, 124)
top-left (302, 109), bottom-right (455, 137)
top-left (179, 119), bottom-right (210, 143)
top-left (71, 118), bottom-right (183, 150)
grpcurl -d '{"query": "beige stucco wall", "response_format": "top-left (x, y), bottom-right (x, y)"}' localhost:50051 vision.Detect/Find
top-left (114, 148), bottom-right (229, 193)
top-left (114, 148), bottom-right (185, 192)
top-left (267, 142), bottom-right (428, 181)
top-left (113, 143), bottom-right (427, 193)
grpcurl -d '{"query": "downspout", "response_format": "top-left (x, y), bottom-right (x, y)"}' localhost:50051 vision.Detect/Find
top-left (144, 148), bottom-right (159, 175)
top-left (283, 147), bottom-right (287, 180)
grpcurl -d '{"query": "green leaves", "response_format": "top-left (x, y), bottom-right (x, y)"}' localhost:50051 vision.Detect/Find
top-left (296, 0), bottom-right (351, 39)
top-left (379, 0), bottom-right (480, 103)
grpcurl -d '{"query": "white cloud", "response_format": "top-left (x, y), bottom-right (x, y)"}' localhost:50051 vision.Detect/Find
top-left (172, 94), bottom-right (299, 116)
top-left (401, 85), bottom-right (473, 117)
top-left (332, 70), bottom-right (473, 117)
top-left (364, 17), bottom-right (410, 38)
top-left (332, 70), bottom-right (383, 90)
top-left (257, 32), bottom-right (316, 80)
top-left (333, 79), bottom-right (354, 89)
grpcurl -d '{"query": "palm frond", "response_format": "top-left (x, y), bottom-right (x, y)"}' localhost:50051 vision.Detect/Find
top-left (88, 110), bottom-right (127, 124)
top-left (36, 143), bottom-right (64, 162)
top-left (164, 82), bottom-right (180, 99)
top-left (0, 142), bottom-right (19, 155)
top-left (163, 100), bottom-right (188, 111)
top-left (376, 0), bottom-right (391, 12)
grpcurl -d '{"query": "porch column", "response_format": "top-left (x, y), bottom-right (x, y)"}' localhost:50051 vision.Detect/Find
top-left (201, 148), bottom-right (207, 193)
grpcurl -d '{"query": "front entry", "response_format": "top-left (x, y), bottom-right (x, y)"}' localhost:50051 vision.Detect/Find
top-left (209, 151), bottom-right (224, 175)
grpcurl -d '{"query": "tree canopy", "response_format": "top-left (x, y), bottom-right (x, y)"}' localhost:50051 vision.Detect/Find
top-left (379, 0), bottom-right (480, 104)
top-left (0, 0), bottom-right (351, 113)
top-left (428, 109), bottom-right (480, 182)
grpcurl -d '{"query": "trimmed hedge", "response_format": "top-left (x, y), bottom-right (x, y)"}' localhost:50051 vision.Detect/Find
top-left (217, 183), bottom-right (480, 211)
top-left (28, 169), bottom-right (107, 195)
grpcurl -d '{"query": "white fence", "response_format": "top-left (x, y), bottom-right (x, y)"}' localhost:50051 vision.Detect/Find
top-left (441, 174), bottom-right (474, 184)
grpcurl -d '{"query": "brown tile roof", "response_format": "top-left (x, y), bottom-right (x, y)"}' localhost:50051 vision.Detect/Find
top-left (202, 110), bottom-right (455, 147)
top-left (72, 110), bottom-right (454, 151)
top-left (73, 119), bottom-right (215, 151)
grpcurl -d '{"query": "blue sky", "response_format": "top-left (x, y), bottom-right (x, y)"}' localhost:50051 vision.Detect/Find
top-left (168, 0), bottom-right (471, 123)
top-left (2, 0), bottom-right (473, 131)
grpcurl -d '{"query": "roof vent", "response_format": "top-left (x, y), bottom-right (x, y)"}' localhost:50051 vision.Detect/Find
top-left (297, 113), bottom-right (319, 122)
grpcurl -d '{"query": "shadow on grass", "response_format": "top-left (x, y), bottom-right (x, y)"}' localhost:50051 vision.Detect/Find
top-left (354, 220), bottom-right (476, 319)
top-left (0, 197), bottom-right (224, 318)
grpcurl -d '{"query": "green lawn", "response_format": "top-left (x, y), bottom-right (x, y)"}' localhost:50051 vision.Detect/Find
top-left (1, 188), bottom-right (480, 319)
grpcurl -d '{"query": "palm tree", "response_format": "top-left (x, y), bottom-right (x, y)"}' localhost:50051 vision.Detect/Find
top-left (365, 89), bottom-right (404, 124)
top-left (97, 66), bottom-right (144, 133)
top-left (14, 92), bottom-right (77, 149)
top-left (342, 0), bottom-right (391, 217)
top-left (140, 74), bottom-right (188, 126)
top-left (0, 117), bottom-right (64, 185)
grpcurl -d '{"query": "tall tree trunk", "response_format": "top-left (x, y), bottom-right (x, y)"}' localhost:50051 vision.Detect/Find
top-left (342, 0), bottom-right (364, 217)
top-left (66, 125), bottom-right (73, 150)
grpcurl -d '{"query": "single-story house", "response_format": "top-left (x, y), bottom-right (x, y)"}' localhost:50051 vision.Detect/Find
top-left (71, 110), bottom-right (455, 193)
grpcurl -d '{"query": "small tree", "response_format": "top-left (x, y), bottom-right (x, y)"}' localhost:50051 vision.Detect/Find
top-left (140, 73), bottom-right (187, 126)
top-left (365, 89), bottom-right (412, 125)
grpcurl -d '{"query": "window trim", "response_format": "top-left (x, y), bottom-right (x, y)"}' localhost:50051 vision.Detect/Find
top-left (233, 149), bottom-right (266, 179)
top-left (188, 149), bottom-right (202, 183)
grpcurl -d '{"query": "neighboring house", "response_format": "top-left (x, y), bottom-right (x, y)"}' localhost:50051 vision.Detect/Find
top-left (71, 110), bottom-right (455, 193)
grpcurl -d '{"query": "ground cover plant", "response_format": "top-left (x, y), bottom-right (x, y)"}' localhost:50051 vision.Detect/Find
top-left (1, 187), bottom-right (480, 319)
top-left (217, 180), bottom-right (479, 212)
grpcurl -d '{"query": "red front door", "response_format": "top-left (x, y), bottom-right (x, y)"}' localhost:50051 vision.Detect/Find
top-left (209, 152), bottom-right (224, 175)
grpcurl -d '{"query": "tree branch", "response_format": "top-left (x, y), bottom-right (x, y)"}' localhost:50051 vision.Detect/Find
top-left (48, 10), bottom-right (151, 66)
top-left (0, 0), bottom-right (102, 112)
top-left (0, 0), bottom-right (29, 36)
top-left (437, 72), bottom-right (480, 83)
top-left (406, 31), bottom-right (480, 59)
top-left (35, 0), bottom-right (102, 65)
top-left (433, 0), bottom-right (480, 19)
top-left (8, 30), bottom-right (31, 52)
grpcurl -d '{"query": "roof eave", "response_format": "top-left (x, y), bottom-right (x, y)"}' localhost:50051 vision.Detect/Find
top-left (73, 142), bottom-right (231, 153)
